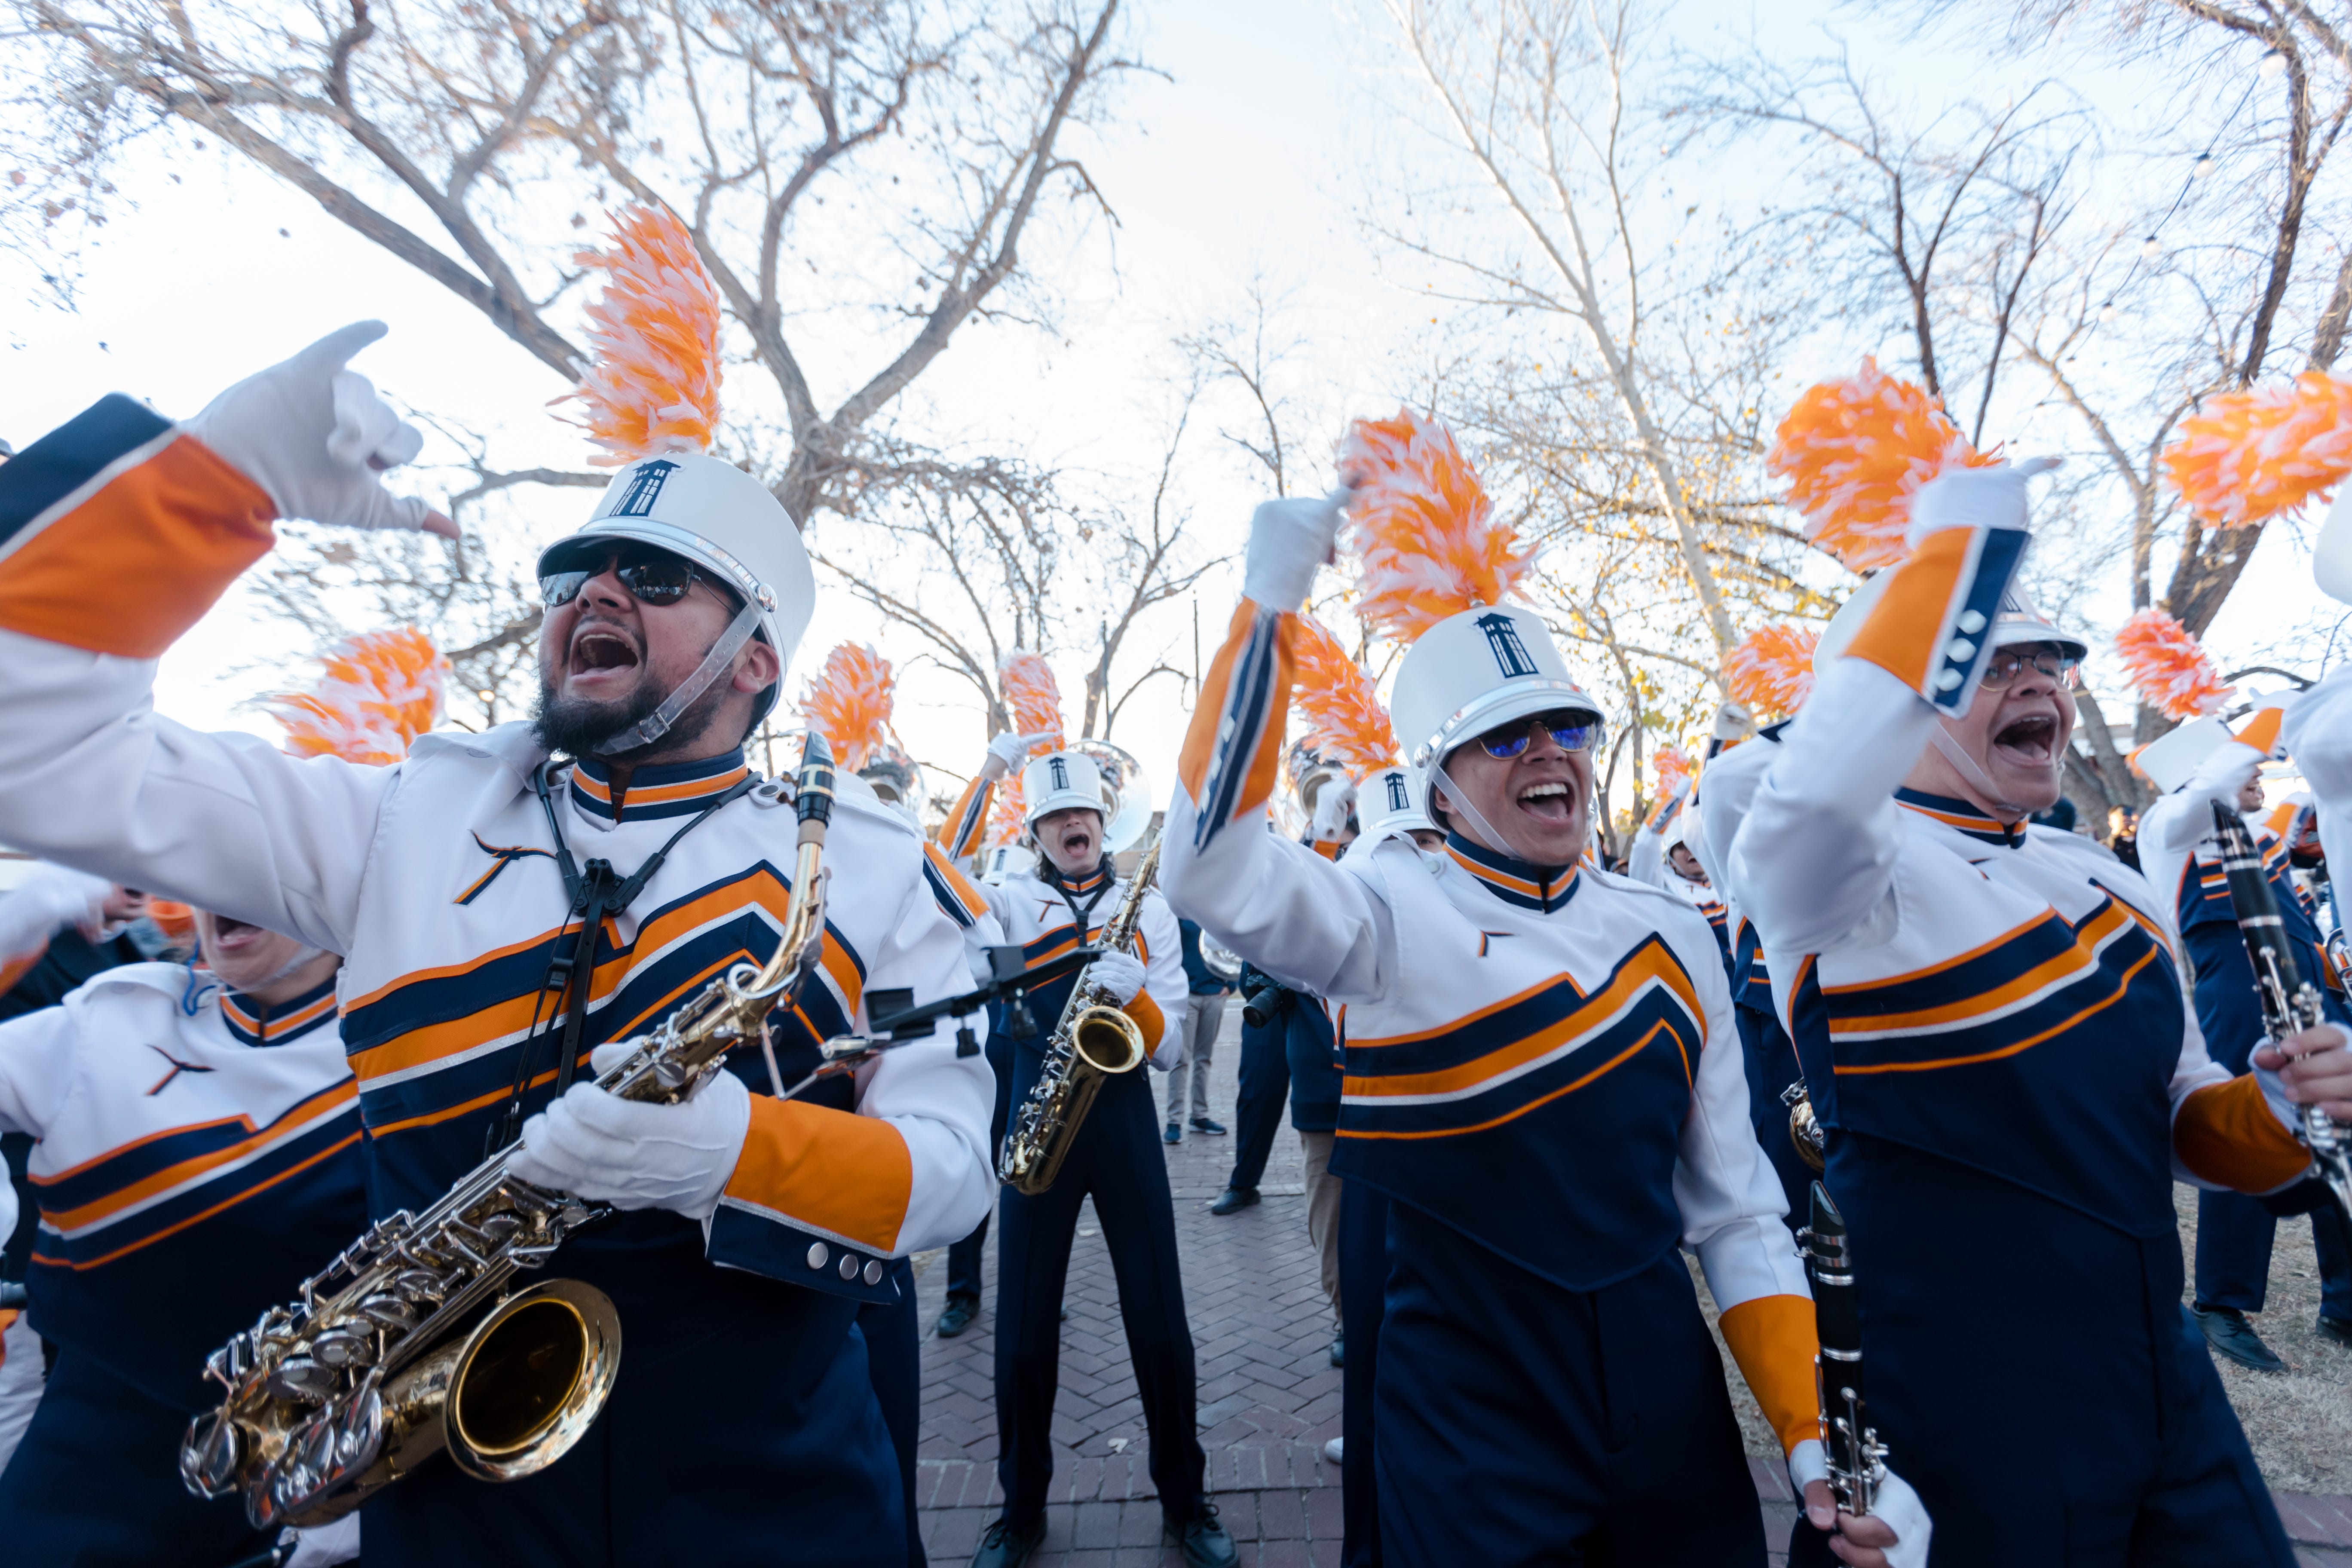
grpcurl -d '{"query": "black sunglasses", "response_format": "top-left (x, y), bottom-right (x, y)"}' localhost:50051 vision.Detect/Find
top-left (1477, 710), bottom-right (1602, 759)
top-left (540, 544), bottom-right (705, 610)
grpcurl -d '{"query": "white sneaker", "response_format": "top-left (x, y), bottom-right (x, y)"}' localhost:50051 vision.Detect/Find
top-left (1323, 1436), bottom-right (1344, 1465)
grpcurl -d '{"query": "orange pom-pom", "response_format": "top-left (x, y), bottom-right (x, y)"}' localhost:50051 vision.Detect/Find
top-left (799, 643), bottom-right (896, 773)
top-left (1765, 358), bottom-right (1999, 571)
top-left (1293, 617), bottom-right (1399, 778)
top-left (986, 651), bottom-right (1066, 846)
top-left (1722, 623), bottom-right (1820, 720)
top-left (1340, 410), bottom-right (1533, 641)
top-left (2114, 609), bottom-right (2234, 721)
top-left (557, 205), bottom-right (724, 465)
top-left (1651, 746), bottom-right (1694, 797)
top-left (146, 899), bottom-right (197, 944)
top-left (2161, 372), bottom-right (2352, 527)
top-left (268, 628), bottom-right (448, 766)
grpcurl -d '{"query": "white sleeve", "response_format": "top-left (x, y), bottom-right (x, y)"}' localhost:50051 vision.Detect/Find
top-left (0, 864), bottom-right (111, 960)
top-left (1673, 939), bottom-right (1811, 1307)
top-left (1733, 658), bottom-right (1936, 956)
top-left (0, 631), bottom-right (397, 954)
top-left (0, 1001), bottom-right (81, 1139)
top-left (2285, 668), bottom-right (2352, 897)
top-left (1139, 893), bottom-right (1188, 1072)
top-left (1163, 797), bottom-right (1393, 1004)
top-left (1627, 818), bottom-right (1669, 889)
top-left (1694, 738), bottom-right (1778, 904)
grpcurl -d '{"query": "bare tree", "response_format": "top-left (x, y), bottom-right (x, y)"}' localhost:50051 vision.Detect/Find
top-left (6, 0), bottom-right (1135, 525)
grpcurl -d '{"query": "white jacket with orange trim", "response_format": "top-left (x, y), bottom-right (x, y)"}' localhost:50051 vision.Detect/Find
top-left (976, 862), bottom-right (1186, 1072)
top-left (1729, 520), bottom-right (2311, 1218)
top-left (1161, 597), bottom-right (1826, 1492)
top-left (0, 393), bottom-right (994, 1308)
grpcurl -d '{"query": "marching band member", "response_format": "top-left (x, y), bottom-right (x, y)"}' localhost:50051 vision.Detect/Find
top-left (1731, 462), bottom-right (2340, 1565)
top-left (1165, 412), bottom-right (1834, 1567)
top-left (0, 249), bottom-right (993, 1564)
top-left (2137, 714), bottom-right (2352, 1369)
top-left (963, 747), bottom-right (1233, 1568)
top-left (0, 907), bottom-right (366, 1568)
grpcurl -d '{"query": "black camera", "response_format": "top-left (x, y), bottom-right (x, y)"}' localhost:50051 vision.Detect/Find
top-left (1240, 975), bottom-right (1291, 1030)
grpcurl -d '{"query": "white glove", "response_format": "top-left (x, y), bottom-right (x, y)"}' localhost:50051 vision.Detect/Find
top-left (1905, 456), bottom-right (2059, 547)
top-left (984, 729), bottom-right (1059, 776)
top-left (1870, 1467), bottom-right (1932, 1568)
top-left (1310, 777), bottom-right (1358, 840)
top-left (279, 1513), bottom-right (361, 1568)
top-left (1710, 700), bottom-right (1755, 743)
top-left (0, 864), bottom-right (111, 960)
top-left (2187, 739), bottom-right (2265, 808)
top-left (1086, 949), bottom-right (1148, 1007)
top-left (185, 321), bottom-right (451, 535)
top-left (507, 1048), bottom-right (752, 1222)
top-left (1243, 490), bottom-right (1350, 612)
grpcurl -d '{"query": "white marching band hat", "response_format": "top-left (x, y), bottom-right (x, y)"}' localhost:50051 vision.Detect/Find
top-left (1020, 749), bottom-right (1114, 828)
top-left (979, 843), bottom-right (1039, 885)
top-left (1388, 605), bottom-right (1604, 821)
top-left (1357, 763), bottom-right (1438, 842)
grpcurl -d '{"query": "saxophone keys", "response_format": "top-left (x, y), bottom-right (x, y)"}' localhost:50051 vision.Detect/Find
top-left (355, 1293), bottom-right (417, 1332)
top-left (266, 1356), bottom-right (336, 1403)
top-left (310, 1326), bottom-right (376, 1369)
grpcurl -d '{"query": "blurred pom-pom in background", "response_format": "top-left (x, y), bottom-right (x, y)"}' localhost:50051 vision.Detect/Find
top-left (269, 628), bottom-right (449, 766)
top-left (799, 642), bottom-right (897, 773)
top-left (1293, 616), bottom-right (1399, 778)
top-left (2113, 608), bottom-right (2234, 722)
top-left (2161, 371), bottom-right (2352, 527)
top-left (558, 204), bottom-right (725, 464)
top-left (1721, 622), bottom-right (1821, 720)
top-left (1767, 358), bottom-right (1997, 572)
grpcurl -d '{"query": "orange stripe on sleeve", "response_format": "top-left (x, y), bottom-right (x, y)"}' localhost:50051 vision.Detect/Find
top-left (1717, 1293), bottom-right (1822, 1456)
top-left (937, 773), bottom-right (997, 861)
top-left (2174, 1075), bottom-right (2313, 1194)
top-left (1125, 990), bottom-right (1165, 1054)
top-left (1179, 602), bottom-right (1297, 817)
top-left (724, 1095), bottom-right (914, 1253)
top-left (1844, 528), bottom-right (1970, 695)
top-left (2239, 707), bottom-right (2286, 757)
top-left (0, 435), bottom-right (276, 657)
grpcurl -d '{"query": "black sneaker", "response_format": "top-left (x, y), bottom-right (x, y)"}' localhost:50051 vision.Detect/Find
top-left (937, 1295), bottom-right (978, 1339)
top-left (2191, 1304), bottom-right (2285, 1371)
top-left (1330, 1331), bottom-right (1344, 1368)
top-left (969, 1515), bottom-right (1044, 1568)
top-left (2318, 1313), bottom-right (2352, 1348)
top-left (1191, 1116), bottom-right (1228, 1136)
top-left (1209, 1187), bottom-right (1259, 1216)
top-left (1164, 1121), bottom-right (1182, 1144)
top-left (1167, 1500), bottom-right (1240, 1568)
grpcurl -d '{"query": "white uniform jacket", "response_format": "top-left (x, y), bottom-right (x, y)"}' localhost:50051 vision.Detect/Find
top-left (0, 395), bottom-right (994, 1307)
top-left (1730, 521), bottom-right (2312, 1220)
top-left (975, 861), bottom-right (1186, 1072)
top-left (1160, 599), bottom-right (1825, 1476)
top-left (2285, 667), bottom-right (2352, 889)
top-left (0, 962), bottom-right (367, 1405)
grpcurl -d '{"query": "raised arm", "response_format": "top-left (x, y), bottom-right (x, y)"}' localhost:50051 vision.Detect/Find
top-left (0, 325), bottom-right (447, 952)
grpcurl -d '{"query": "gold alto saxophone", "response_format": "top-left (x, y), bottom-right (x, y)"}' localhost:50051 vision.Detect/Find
top-left (181, 736), bottom-right (844, 1529)
top-left (998, 838), bottom-right (1161, 1196)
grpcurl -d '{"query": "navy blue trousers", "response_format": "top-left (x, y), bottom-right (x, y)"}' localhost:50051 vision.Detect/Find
top-left (946, 1035), bottom-right (1015, 1303)
top-left (993, 1057), bottom-right (1203, 1528)
top-left (1829, 1131), bottom-right (2294, 1566)
top-left (1338, 1179), bottom-right (1389, 1568)
top-left (0, 1348), bottom-right (272, 1567)
top-left (2195, 1184), bottom-right (2352, 1321)
top-left (1373, 1202), bottom-right (1764, 1567)
top-left (362, 1232), bottom-right (904, 1566)
top-left (862, 1256), bottom-right (927, 1567)
top-left (1225, 1011), bottom-right (1289, 1193)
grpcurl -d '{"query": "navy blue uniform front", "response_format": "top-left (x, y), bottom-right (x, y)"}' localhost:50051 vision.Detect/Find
top-left (0, 963), bottom-right (365, 1566)
top-left (973, 857), bottom-right (1195, 1531)
top-left (1166, 603), bottom-right (1827, 1568)
top-left (1730, 513), bottom-right (2315, 1565)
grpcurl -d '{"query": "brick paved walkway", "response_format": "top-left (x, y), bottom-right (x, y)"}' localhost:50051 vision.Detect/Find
top-left (906, 1004), bottom-right (2352, 1567)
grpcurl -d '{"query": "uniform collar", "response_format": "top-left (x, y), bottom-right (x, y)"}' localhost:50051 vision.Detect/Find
top-left (1443, 831), bottom-right (1580, 913)
top-left (1038, 856), bottom-right (1115, 897)
top-left (1895, 787), bottom-right (2027, 849)
top-left (218, 972), bottom-right (339, 1047)
top-left (569, 748), bottom-right (751, 827)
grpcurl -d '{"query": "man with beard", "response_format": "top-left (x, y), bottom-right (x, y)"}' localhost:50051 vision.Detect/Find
top-left (960, 749), bottom-right (1233, 1568)
top-left (0, 324), bottom-right (993, 1564)
top-left (1733, 463), bottom-right (2352, 1566)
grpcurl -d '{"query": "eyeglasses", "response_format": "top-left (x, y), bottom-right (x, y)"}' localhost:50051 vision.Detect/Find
top-left (540, 544), bottom-right (705, 610)
top-left (1980, 646), bottom-right (2082, 691)
top-left (1476, 710), bottom-right (1602, 759)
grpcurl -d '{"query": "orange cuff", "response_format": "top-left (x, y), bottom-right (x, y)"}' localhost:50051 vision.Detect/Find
top-left (1717, 1293), bottom-right (1822, 1456)
top-left (1844, 529), bottom-right (1972, 696)
top-left (0, 435), bottom-right (275, 657)
top-left (2175, 1075), bottom-right (2313, 1194)
top-left (1124, 990), bottom-right (1166, 1055)
top-left (724, 1095), bottom-right (913, 1253)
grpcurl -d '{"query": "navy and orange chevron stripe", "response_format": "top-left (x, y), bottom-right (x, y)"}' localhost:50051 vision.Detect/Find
top-left (923, 841), bottom-right (991, 929)
top-left (1339, 936), bottom-right (1703, 1140)
top-left (938, 772), bottom-right (996, 863)
top-left (1182, 603), bottom-right (1293, 848)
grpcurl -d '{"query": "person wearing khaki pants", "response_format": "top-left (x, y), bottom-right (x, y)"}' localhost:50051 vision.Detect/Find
top-left (1167, 917), bottom-right (1231, 1141)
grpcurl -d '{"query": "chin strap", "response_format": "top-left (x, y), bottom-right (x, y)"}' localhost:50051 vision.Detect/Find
top-left (252, 944), bottom-right (331, 989)
top-left (1927, 721), bottom-right (2032, 822)
top-left (593, 599), bottom-right (764, 757)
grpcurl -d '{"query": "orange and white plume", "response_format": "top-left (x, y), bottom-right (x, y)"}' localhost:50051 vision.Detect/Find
top-left (987, 650), bottom-right (1066, 846)
top-left (1293, 616), bottom-right (1400, 778)
top-left (1339, 410), bottom-right (1533, 642)
top-left (558, 205), bottom-right (725, 465)
top-left (2114, 608), bottom-right (2234, 722)
top-left (1766, 358), bottom-right (1999, 572)
top-left (2161, 372), bottom-right (2352, 527)
top-left (269, 628), bottom-right (450, 766)
top-left (799, 642), bottom-right (896, 773)
top-left (1651, 746), bottom-right (1694, 799)
top-left (1722, 623), bottom-right (1821, 720)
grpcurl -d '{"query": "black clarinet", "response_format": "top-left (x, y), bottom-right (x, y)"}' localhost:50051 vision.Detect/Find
top-left (2211, 803), bottom-right (2352, 1226)
top-left (1802, 1180), bottom-right (1886, 1516)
